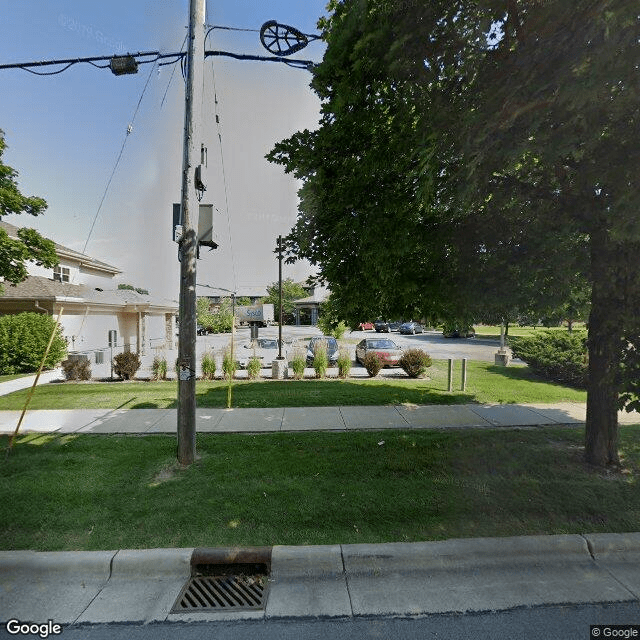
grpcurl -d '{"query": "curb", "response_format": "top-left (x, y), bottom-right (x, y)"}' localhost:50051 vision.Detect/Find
top-left (1, 534), bottom-right (639, 625)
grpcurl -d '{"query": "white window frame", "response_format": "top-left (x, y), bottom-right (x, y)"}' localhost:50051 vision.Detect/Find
top-left (53, 265), bottom-right (70, 283)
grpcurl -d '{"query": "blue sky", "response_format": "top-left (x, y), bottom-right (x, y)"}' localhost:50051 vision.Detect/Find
top-left (0, 1), bottom-right (328, 298)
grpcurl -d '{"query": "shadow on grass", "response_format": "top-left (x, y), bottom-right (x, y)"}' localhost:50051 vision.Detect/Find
top-left (130, 402), bottom-right (172, 409)
top-left (195, 379), bottom-right (476, 408)
top-left (485, 364), bottom-right (586, 390)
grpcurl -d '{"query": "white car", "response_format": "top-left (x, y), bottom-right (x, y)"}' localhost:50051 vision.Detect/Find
top-left (238, 338), bottom-right (284, 368)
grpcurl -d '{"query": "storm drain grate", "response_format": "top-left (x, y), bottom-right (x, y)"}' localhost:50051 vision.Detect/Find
top-left (172, 552), bottom-right (271, 614)
top-left (173, 573), bottom-right (267, 611)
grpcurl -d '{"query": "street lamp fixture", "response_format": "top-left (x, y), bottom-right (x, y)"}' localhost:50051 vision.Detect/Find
top-left (259, 20), bottom-right (320, 57)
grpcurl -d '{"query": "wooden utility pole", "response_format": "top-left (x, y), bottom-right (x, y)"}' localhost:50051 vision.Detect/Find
top-left (177, 0), bottom-right (205, 465)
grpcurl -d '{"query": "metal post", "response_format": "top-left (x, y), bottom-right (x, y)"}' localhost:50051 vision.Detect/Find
top-left (278, 235), bottom-right (284, 360)
top-left (447, 358), bottom-right (453, 392)
top-left (461, 358), bottom-right (467, 391)
top-left (177, 0), bottom-right (205, 466)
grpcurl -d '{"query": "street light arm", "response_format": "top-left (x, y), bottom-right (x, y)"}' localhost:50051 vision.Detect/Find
top-left (205, 50), bottom-right (315, 70)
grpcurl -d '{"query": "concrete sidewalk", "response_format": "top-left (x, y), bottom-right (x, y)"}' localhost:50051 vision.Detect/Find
top-left (1, 402), bottom-right (639, 436)
top-left (0, 369), bottom-right (62, 396)
top-left (1, 534), bottom-right (638, 625)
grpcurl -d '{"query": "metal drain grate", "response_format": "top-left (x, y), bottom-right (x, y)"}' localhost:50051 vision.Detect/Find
top-left (172, 547), bottom-right (272, 613)
top-left (173, 573), bottom-right (267, 611)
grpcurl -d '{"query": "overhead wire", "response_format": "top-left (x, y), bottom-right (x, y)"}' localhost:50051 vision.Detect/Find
top-left (208, 55), bottom-right (238, 292)
top-left (161, 33), bottom-right (188, 108)
top-left (81, 60), bottom-right (157, 255)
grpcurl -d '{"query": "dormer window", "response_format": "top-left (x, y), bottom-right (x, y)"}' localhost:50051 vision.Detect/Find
top-left (53, 266), bottom-right (70, 283)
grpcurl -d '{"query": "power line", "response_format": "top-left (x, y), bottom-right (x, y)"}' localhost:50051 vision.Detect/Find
top-left (82, 61), bottom-right (157, 255)
top-left (209, 58), bottom-right (238, 291)
top-left (161, 33), bottom-right (189, 108)
top-left (0, 51), bottom-right (181, 73)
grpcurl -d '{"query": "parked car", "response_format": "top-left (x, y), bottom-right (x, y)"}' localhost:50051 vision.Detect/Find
top-left (358, 321), bottom-right (375, 330)
top-left (399, 322), bottom-right (424, 335)
top-left (374, 320), bottom-right (403, 332)
top-left (306, 336), bottom-right (339, 366)
top-left (238, 337), bottom-right (283, 368)
top-left (442, 324), bottom-right (476, 338)
top-left (355, 338), bottom-right (404, 367)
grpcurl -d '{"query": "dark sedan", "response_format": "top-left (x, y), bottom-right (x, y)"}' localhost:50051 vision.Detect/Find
top-left (399, 322), bottom-right (424, 335)
top-left (375, 321), bottom-right (403, 332)
top-left (355, 338), bottom-right (403, 367)
top-left (306, 336), bottom-right (339, 366)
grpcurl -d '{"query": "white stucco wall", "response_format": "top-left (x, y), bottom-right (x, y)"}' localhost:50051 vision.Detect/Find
top-left (58, 308), bottom-right (120, 353)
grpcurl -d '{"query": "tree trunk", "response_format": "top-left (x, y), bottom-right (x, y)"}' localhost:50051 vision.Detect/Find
top-left (585, 227), bottom-right (621, 467)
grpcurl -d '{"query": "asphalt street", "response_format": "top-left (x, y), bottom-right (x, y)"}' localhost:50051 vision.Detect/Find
top-left (2, 603), bottom-right (637, 640)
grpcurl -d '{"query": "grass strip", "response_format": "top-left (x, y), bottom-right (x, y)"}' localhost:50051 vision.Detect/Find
top-left (0, 361), bottom-right (587, 410)
top-left (1, 426), bottom-right (638, 551)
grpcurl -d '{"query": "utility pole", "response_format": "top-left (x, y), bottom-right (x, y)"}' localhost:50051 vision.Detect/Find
top-left (177, 0), bottom-right (205, 465)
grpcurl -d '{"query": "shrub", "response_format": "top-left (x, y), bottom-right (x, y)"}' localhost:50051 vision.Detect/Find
top-left (362, 351), bottom-right (383, 377)
top-left (113, 351), bottom-right (141, 380)
top-left (317, 317), bottom-right (348, 340)
top-left (337, 348), bottom-right (351, 379)
top-left (313, 340), bottom-right (329, 378)
top-left (399, 348), bottom-right (433, 378)
top-left (247, 356), bottom-right (261, 380)
top-left (510, 330), bottom-right (588, 388)
top-left (0, 312), bottom-right (66, 375)
top-left (222, 348), bottom-right (237, 380)
top-left (201, 351), bottom-right (216, 380)
top-left (62, 357), bottom-right (91, 381)
top-left (151, 356), bottom-right (168, 381)
top-left (290, 349), bottom-right (306, 380)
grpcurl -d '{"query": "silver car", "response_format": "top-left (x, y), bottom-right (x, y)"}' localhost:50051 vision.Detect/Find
top-left (238, 338), bottom-right (283, 368)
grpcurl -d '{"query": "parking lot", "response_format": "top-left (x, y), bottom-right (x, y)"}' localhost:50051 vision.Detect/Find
top-left (195, 325), bottom-right (505, 367)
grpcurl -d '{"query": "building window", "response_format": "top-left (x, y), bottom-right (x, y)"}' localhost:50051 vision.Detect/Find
top-left (95, 351), bottom-right (104, 365)
top-left (53, 266), bottom-right (70, 282)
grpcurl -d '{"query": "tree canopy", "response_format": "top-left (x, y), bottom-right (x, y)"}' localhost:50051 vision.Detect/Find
top-left (261, 278), bottom-right (308, 323)
top-left (0, 131), bottom-right (57, 292)
top-left (268, 0), bottom-right (640, 466)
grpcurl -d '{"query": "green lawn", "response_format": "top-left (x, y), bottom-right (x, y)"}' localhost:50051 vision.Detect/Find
top-left (0, 360), bottom-right (587, 410)
top-left (2, 426), bottom-right (638, 551)
top-left (0, 373), bottom-right (31, 383)
top-left (473, 324), bottom-right (587, 341)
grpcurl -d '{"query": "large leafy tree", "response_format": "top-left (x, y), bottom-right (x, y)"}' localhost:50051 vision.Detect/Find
top-left (0, 131), bottom-right (57, 292)
top-left (268, 0), bottom-right (640, 467)
top-left (261, 278), bottom-right (308, 323)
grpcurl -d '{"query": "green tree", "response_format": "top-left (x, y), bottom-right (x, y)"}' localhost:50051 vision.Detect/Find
top-left (261, 278), bottom-right (307, 324)
top-left (0, 313), bottom-right (66, 374)
top-left (268, 0), bottom-right (640, 467)
top-left (317, 295), bottom-right (349, 338)
top-left (0, 131), bottom-right (58, 293)
top-left (118, 284), bottom-right (149, 295)
top-left (196, 297), bottom-right (233, 333)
